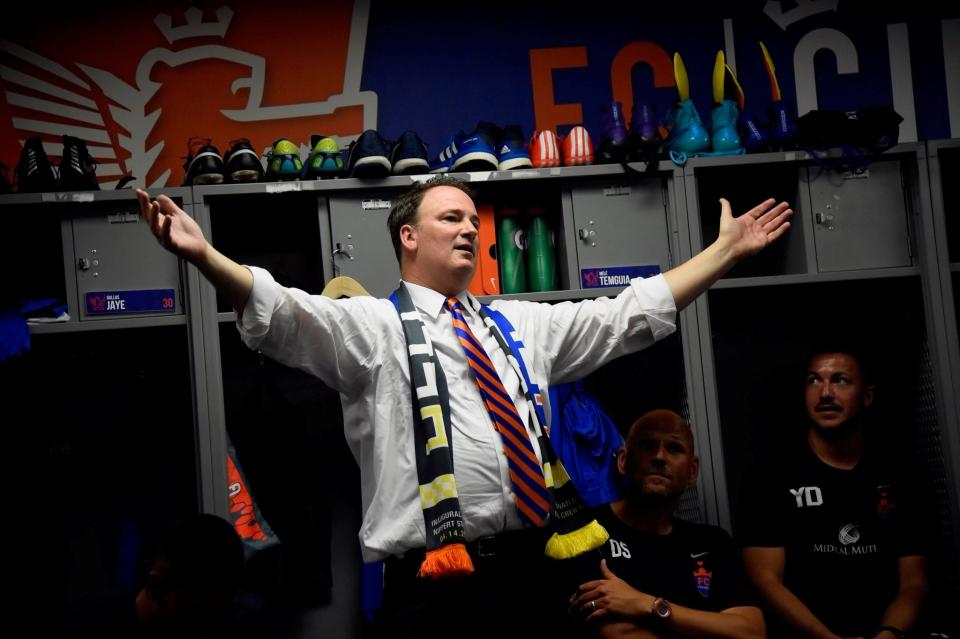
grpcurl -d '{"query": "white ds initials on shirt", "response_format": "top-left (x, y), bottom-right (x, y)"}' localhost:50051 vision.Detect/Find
top-left (609, 538), bottom-right (632, 558)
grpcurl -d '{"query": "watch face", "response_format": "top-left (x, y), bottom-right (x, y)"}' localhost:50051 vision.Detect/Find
top-left (654, 598), bottom-right (672, 618)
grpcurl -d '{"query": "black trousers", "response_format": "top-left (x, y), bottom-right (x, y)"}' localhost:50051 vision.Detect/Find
top-left (381, 530), bottom-right (603, 639)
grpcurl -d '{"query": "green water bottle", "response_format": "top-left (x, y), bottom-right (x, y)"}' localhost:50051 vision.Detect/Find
top-left (496, 207), bottom-right (528, 294)
top-left (526, 206), bottom-right (557, 292)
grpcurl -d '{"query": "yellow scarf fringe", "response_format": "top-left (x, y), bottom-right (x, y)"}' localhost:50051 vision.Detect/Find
top-left (544, 519), bottom-right (609, 559)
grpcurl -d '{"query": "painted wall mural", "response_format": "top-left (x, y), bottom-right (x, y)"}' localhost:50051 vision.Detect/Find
top-left (0, 0), bottom-right (374, 188)
top-left (0, 1), bottom-right (956, 188)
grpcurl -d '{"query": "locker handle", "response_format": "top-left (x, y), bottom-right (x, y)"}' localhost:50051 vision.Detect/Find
top-left (333, 243), bottom-right (354, 261)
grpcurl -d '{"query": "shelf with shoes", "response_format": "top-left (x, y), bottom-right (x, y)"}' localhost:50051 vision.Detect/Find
top-left (188, 152), bottom-right (683, 304)
top-left (682, 142), bottom-right (925, 286)
top-left (189, 158), bottom-right (679, 193)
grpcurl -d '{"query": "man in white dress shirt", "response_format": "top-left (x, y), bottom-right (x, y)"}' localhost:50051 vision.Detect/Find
top-left (137, 176), bottom-right (791, 637)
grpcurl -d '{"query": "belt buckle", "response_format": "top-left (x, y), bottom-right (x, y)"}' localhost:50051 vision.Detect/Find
top-left (475, 535), bottom-right (497, 559)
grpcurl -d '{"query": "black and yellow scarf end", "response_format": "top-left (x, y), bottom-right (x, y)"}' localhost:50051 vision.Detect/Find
top-left (544, 519), bottom-right (609, 560)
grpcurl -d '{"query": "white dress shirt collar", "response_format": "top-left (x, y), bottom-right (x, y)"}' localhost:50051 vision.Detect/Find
top-left (402, 280), bottom-right (473, 319)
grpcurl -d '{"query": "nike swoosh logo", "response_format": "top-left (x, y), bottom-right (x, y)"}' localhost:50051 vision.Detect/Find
top-left (690, 552), bottom-right (709, 558)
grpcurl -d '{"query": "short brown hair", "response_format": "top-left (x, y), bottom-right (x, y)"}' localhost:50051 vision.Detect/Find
top-left (387, 175), bottom-right (476, 263)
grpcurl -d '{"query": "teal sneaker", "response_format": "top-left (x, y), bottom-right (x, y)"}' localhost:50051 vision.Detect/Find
top-left (662, 99), bottom-right (710, 164)
top-left (710, 99), bottom-right (743, 153)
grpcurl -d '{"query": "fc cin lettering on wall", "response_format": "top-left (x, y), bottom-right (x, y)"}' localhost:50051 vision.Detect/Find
top-left (527, 6), bottom-right (958, 142)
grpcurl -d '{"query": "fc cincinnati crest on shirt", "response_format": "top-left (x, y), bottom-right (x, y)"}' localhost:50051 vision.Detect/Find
top-left (877, 484), bottom-right (896, 521)
top-left (693, 560), bottom-right (712, 597)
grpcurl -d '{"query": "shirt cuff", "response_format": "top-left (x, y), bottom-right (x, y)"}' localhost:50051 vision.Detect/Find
top-left (237, 265), bottom-right (279, 342)
top-left (628, 273), bottom-right (677, 341)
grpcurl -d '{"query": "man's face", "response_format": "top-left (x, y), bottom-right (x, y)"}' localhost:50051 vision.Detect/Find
top-left (401, 186), bottom-right (479, 293)
top-left (619, 415), bottom-right (699, 501)
top-left (804, 352), bottom-right (874, 431)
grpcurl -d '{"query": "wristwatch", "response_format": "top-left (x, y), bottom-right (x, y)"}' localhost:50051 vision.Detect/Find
top-left (652, 596), bottom-right (672, 619)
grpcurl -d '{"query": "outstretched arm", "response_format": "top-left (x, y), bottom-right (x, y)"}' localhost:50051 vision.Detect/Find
top-left (663, 198), bottom-right (792, 310)
top-left (137, 188), bottom-right (253, 314)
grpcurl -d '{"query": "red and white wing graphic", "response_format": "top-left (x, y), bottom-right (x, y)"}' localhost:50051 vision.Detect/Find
top-left (0, 37), bottom-right (138, 189)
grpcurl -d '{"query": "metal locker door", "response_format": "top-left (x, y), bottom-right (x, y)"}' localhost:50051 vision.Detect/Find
top-left (73, 204), bottom-right (182, 320)
top-left (328, 193), bottom-right (401, 298)
top-left (570, 179), bottom-right (670, 288)
top-left (807, 160), bottom-right (912, 272)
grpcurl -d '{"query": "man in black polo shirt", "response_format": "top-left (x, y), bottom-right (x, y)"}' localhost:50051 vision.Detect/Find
top-left (737, 348), bottom-right (928, 639)
top-left (570, 409), bottom-right (763, 638)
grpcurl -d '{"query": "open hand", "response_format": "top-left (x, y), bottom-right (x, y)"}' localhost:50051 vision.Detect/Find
top-left (137, 188), bottom-right (208, 263)
top-left (717, 197), bottom-right (792, 261)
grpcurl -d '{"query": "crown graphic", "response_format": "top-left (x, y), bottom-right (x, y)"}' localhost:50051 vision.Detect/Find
top-left (154, 6), bottom-right (234, 44)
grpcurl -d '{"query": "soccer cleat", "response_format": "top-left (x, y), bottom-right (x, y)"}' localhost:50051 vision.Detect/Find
top-left (429, 123), bottom-right (500, 174)
top-left (182, 137), bottom-right (226, 186)
top-left (662, 100), bottom-right (711, 162)
top-left (709, 51), bottom-right (744, 154)
top-left (345, 129), bottom-right (391, 178)
top-left (662, 53), bottom-right (710, 164)
top-left (451, 121), bottom-right (499, 172)
top-left (528, 129), bottom-right (561, 168)
top-left (496, 125), bottom-right (532, 170)
top-left (561, 125), bottom-right (594, 166)
top-left (264, 138), bottom-right (303, 181)
top-left (769, 100), bottom-right (797, 150)
top-left (14, 136), bottom-right (58, 193)
top-left (760, 41), bottom-right (797, 150)
top-left (224, 138), bottom-right (265, 183)
top-left (711, 100), bottom-right (743, 153)
top-left (59, 135), bottom-right (99, 191)
top-left (739, 112), bottom-right (771, 152)
top-left (595, 101), bottom-right (629, 163)
top-left (429, 134), bottom-right (458, 174)
top-left (390, 131), bottom-right (429, 175)
top-left (303, 135), bottom-right (345, 179)
top-left (626, 103), bottom-right (661, 163)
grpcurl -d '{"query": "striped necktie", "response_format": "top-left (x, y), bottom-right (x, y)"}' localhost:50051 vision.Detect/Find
top-left (445, 297), bottom-right (550, 526)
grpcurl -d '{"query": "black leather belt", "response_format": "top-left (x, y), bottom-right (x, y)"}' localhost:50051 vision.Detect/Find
top-left (467, 528), bottom-right (545, 560)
